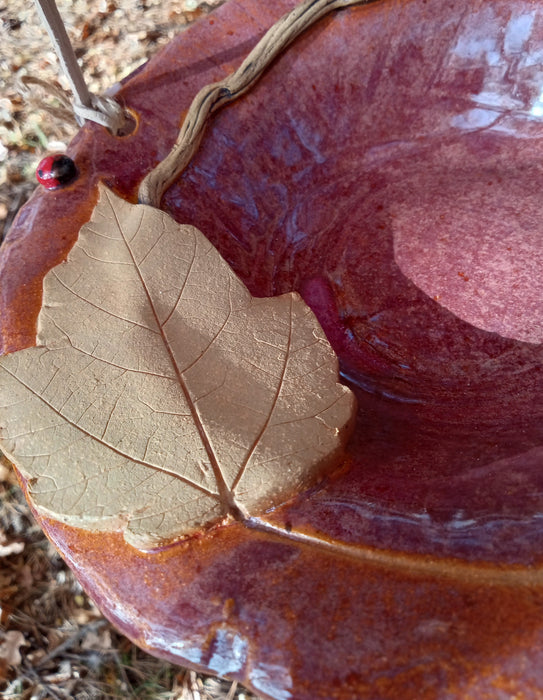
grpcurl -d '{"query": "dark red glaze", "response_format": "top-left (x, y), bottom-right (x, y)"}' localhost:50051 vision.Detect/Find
top-left (35, 154), bottom-right (78, 190)
top-left (2, 0), bottom-right (543, 697)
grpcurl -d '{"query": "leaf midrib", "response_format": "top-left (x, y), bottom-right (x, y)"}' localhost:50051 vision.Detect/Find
top-left (107, 191), bottom-right (240, 518)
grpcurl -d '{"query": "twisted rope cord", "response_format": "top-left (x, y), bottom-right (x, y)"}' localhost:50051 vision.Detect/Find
top-left (34, 0), bottom-right (127, 133)
top-left (138, 0), bottom-right (371, 207)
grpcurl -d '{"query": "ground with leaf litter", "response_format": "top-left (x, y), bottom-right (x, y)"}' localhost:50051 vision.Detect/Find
top-left (0, 1), bottom-right (260, 697)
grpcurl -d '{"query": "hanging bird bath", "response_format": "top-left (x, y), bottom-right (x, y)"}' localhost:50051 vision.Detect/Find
top-left (1, 0), bottom-right (542, 697)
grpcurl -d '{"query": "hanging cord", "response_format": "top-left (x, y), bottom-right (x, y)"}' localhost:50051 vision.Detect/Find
top-left (33, 0), bottom-right (128, 133)
top-left (138, 0), bottom-right (372, 208)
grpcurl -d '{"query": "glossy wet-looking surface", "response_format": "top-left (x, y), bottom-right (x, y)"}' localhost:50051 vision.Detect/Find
top-left (161, 0), bottom-right (543, 564)
top-left (1, 0), bottom-right (542, 696)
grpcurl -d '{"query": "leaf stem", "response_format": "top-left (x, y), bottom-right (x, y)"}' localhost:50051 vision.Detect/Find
top-left (138, 0), bottom-right (373, 208)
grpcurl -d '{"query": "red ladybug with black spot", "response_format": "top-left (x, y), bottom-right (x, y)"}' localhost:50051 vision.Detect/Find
top-left (36, 154), bottom-right (78, 190)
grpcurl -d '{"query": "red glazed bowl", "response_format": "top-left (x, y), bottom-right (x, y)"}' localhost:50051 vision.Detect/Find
top-left (1, 0), bottom-right (543, 697)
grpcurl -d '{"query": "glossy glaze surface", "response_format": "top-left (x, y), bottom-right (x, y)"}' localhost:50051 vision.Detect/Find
top-left (2, 0), bottom-right (543, 697)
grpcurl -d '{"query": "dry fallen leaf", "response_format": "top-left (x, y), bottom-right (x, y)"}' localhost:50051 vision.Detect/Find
top-left (0, 533), bottom-right (24, 557)
top-left (0, 184), bottom-right (355, 549)
top-left (80, 627), bottom-right (112, 652)
top-left (0, 630), bottom-right (28, 668)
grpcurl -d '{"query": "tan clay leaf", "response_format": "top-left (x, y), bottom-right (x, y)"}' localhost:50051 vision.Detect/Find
top-left (0, 184), bottom-right (355, 548)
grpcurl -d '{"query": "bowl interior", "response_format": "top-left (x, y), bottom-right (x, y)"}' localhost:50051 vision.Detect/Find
top-left (154, 0), bottom-right (543, 563)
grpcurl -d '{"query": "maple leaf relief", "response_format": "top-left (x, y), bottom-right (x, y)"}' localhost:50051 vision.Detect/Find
top-left (0, 184), bottom-right (355, 549)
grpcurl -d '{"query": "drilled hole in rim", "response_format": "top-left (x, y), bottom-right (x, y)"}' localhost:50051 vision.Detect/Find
top-left (115, 109), bottom-right (138, 138)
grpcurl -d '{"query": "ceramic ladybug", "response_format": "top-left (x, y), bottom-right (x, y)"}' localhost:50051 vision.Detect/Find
top-left (36, 154), bottom-right (77, 190)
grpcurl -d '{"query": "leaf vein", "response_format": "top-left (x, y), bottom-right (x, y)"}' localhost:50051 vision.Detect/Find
top-left (231, 295), bottom-right (294, 491)
top-left (51, 270), bottom-right (161, 334)
top-left (1, 362), bottom-right (219, 499)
